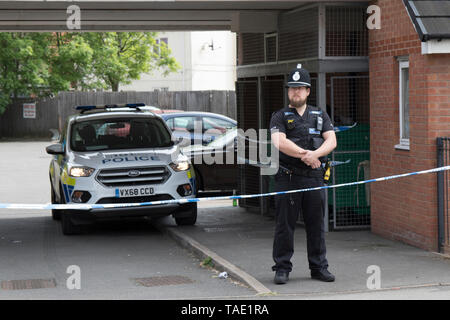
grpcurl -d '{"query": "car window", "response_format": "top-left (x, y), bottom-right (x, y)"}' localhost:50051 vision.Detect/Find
top-left (172, 116), bottom-right (199, 133)
top-left (166, 118), bottom-right (174, 130)
top-left (70, 118), bottom-right (173, 151)
top-left (203, 117), bottom-right (236, 134)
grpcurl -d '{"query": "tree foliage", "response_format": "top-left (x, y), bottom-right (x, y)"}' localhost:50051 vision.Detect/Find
top-left (0, 32), bottom-right (179, 114)
top-left (0, 33), bottom-right (52, 114)
top-left (81, 32), bottom-right (179, 92)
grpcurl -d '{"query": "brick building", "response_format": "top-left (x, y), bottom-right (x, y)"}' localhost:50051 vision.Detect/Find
top-left (369, 0), bottom-right (450, 252)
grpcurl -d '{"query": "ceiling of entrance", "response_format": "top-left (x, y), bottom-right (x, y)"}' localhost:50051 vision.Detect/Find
top-left (0, 0), bottom-right (369, 32)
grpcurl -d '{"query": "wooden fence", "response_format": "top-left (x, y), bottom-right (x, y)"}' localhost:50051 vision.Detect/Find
top-left (0, 90), bottom-right (236, 138)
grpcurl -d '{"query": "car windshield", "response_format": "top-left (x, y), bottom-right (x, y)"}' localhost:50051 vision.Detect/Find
top-left (70, 118), bottom-right (173, 151)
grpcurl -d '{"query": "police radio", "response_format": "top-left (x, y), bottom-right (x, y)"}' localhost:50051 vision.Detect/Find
top-left (317, 116), bottom-right (323, 131)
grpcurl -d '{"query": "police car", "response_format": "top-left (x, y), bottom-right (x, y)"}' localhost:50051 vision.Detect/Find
top-left (46, 103), bottom-right (197, 235)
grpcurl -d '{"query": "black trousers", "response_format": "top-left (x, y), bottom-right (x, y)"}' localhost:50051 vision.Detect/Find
top-left (272, 169), bottom-right (328, 273)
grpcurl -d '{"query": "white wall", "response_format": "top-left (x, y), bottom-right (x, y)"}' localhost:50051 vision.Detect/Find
top-left (120, 32), bottom-right (192, 91)
top-left (120, 31), bottom-right (236, 92)
top-left (190, 31), bottom-right (237, 91)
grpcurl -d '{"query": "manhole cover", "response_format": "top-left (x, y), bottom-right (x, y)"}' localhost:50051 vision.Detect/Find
top-left (133, 276), bottom-right (194, 287)
top-left (1, 279), bottom-right (57, 290)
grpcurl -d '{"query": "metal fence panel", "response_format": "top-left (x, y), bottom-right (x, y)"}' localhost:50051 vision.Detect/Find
top-left (278, 6), bottom-right (319, 60)
top-left (330, 75), bottom-right (370, 229)
top-left (236, 80), bottom-right (260, 208)
top-left (325, 6), bottom-right (368, 57)
top-left (240, 33), bottom-right (265, 65)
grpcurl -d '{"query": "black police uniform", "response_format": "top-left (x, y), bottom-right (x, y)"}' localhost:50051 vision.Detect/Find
top-left (270, 80), bottom-right (334, 276)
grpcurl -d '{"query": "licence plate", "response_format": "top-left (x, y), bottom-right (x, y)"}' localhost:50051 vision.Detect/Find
top-left (115, 187), bottom-right (155, 198)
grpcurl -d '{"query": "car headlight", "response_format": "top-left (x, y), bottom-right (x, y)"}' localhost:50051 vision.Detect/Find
top-left (69, 167), bottom-right (95, 177)
top-left (170, 161), bottom-right (190, 172)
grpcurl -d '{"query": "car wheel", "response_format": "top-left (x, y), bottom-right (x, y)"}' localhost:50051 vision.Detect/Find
top-left (50, 184), bottom-right (62, 220)
top-left (175, 203), bottom-right (197, 226)
top-left (61, 212), bottom-right (86, 235)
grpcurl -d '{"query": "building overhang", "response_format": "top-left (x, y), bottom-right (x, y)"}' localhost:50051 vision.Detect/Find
top-left (421, 39), bottom-right (450, 55)
top-left (403, 0), bottom-right (450, 54)
top-left (0, 0), bottom-right (368, 32)
top-left (236, 57), bottom-right (369, 78)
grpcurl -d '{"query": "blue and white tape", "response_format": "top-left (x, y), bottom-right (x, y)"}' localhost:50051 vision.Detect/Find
top-left (1, 165), bottom-right (450, 211)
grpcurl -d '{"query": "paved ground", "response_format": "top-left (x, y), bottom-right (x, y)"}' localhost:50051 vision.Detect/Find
top-left (158, 202), bottom-right (450, 300)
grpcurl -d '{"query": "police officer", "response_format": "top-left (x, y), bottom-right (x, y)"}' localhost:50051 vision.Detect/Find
top-left (270, 64), bottom-right (337, 284)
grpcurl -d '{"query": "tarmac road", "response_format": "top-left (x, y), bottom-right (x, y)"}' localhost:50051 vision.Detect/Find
top-left (0, 141), bottom-right (253, 299)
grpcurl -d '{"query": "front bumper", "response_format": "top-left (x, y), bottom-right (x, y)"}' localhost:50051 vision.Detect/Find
top-left (68, 201), bottom-right (196, 224)
top-left (88, 203), bottom-right (180, 219)
top-left (61, 166), bottom-right (196, 220)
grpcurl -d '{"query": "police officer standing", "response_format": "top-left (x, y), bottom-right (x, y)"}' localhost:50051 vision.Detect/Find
top-left (270, 65), bottom-right (337, 285)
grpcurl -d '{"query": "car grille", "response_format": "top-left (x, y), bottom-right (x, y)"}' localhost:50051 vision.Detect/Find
top-left (96, 194), bottom-right (174, 204)
top-left (96, 166), bottom-right (171, 187)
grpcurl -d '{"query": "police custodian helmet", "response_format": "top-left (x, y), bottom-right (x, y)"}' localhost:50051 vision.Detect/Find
top-left (286, 64), bottom-right (311, 88)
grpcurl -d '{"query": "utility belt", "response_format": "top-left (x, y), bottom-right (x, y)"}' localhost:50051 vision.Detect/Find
top-left (279, 163), bottom-right (324, 178)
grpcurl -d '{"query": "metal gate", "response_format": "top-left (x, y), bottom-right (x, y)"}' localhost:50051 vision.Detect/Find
top-left (330, 76), bottom-right (370, 229)
top-left (437, 137), bottom-right (450, 254)
top-left (236, 79), bottom-right (260, 208)
top-left (262, 77), bottom-right (285, 214)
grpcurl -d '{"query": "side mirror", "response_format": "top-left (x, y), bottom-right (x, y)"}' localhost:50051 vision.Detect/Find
top-left (176, 137), bottom-right (191, 148)
top-left (46, 143), bottom-right (65, 155)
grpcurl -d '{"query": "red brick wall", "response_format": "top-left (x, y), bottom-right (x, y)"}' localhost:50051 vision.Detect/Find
top-left (369, 0), bottom-right (450, 251)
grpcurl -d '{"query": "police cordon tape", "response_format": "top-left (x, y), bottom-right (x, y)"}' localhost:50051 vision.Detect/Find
top-left (1, 165), bottom-right (450, 211)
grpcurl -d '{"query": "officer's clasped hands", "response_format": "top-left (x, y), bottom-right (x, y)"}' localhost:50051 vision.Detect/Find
top-left (300, 150), bottom-right (321, 169)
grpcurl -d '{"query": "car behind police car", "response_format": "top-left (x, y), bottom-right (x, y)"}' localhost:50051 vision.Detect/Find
top-left (46, 103), bottom-right (197, 235)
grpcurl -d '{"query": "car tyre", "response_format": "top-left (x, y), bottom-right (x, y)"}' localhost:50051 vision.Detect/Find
top-left (61, 212), bottom-right (86, 235)
top-left (175, 203), bottom-right (197, 226)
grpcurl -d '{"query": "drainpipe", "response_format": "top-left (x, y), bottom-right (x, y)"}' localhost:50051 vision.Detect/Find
top-left (437, 137), bottom-right (445, 253)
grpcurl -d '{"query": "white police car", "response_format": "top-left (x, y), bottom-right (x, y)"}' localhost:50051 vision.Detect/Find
top-left (46, 103), bottom-right (197, 235)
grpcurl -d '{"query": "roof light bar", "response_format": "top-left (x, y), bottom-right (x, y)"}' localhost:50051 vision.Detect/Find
top-left (75, 103), bottom-right (146, 112)
top-left (123, 103), bottom-right (146, 108)
top-left (75, 105), bottom-right (98, 111)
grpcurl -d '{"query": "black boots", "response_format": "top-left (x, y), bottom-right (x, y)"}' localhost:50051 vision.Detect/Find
top-left (311, 269), bottom-right (335, 282)
top-left (274, 269), bottom-right (335, 284)
top-left (274, 271), bottom-right (290, 284)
